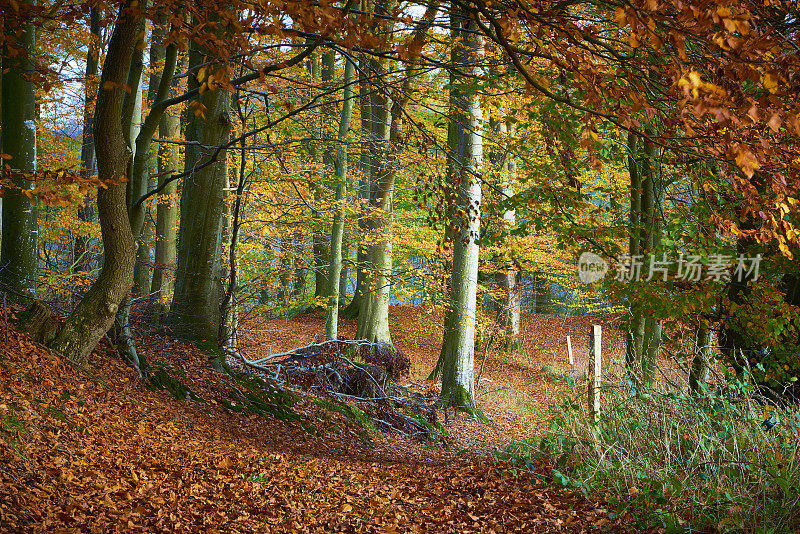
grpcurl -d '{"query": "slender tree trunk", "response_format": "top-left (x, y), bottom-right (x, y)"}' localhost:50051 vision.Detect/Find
top-left (492, 119), bottom-right (519, 350)
top-left (74, 8), bottom-right (100, 273)
top-left (339, 232), bottom-right (349, 305)
top-left (640, 134), bottom-right (662, 387)
top-left (625, 131), bottom-right (644, 385)
top-left (435, 5), bottom-right (483, 415)
top-left (50, 2), bottom-right (139, 366)
top-left (219, 148), bottom-right (241, 359)
top-left (168, 43), bottom-right (231, 345)
top-left (689, 327), bottom-right (712, 394)
top-left (326, 57), bottom-right (355, 339)
top-left (0, 6), bottom-right (37, 301)
top-left (307, 52), bottom-right (329, 302)
top-left (291, 233), bottom-right (307, 298)
top-left (150, 50), bottom-right (185, 320)
top-left (341, 54), bottom-right (372, 319)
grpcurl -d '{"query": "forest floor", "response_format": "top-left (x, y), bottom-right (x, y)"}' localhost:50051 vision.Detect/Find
top-left (0, 305), bottom-right (634, 533)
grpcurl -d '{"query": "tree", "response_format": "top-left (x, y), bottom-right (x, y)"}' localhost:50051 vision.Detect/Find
top-left (431, 4), bottom-right (484, 415)
top-left (1, 3), bottom-right (38, 301)
top-left (50, 0), bottom-right (139, 365)
top-left (73, 8), bottom-right (101, 274)
top-left (168, 38), bottom-right (231, 347)
top-left (355, 0), bottom-right (397, 344)
top-left (325, 55), bottom-right (356, 339)
top-left (149, 43), bottom-right (185, 320)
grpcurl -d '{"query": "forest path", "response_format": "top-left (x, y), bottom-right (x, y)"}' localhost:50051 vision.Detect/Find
top-left (0, 309), bottom-right (623, 532)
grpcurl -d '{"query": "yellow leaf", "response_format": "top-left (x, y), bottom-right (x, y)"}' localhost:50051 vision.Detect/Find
top-left (763, 73), bottom-right (779, 93)
top-left (614, 7), bottom-right (626, 27)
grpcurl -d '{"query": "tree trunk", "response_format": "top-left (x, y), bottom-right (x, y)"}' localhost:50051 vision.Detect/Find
top-left (326, 56), bottom-right (355, 339)
top-left (356, 49), bottom-right (393, 345)
top-left (492, 119), bottom-right (519, 351)
top-left (689, 326), bottom-right (712, 394)
top-left (50, 2), bottom-right (139, 366)
top-left (436, 5), bottom-right (483, 415)
top-left (168, 44), bottom-right (231, 344)
top-left (150, 49), bottom-right (185, 320)
top-left (340, 54), bottom-right (372, 319)
top-left (625, 130), bottom-right (663, 389)
top-left (131, 24), bottom-right (178, 290)
top-left (74, 8), bottom-right (100, 273)
top-left (0, 6), bottom-right (38, 301)
top-left (339, 231), bottom-right (349, 305)
top-left (307, 52), bottom-right (329, 302)
top-left (639, 134), bottom-right (662, 387)
top-left (625, 131), bottom-right (644, 384)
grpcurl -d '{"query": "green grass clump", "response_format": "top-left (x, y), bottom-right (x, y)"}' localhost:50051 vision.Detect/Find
top-left (492, 373), bottom-right (800, 533)
top-left (1, 410), bottom-right (27, 458)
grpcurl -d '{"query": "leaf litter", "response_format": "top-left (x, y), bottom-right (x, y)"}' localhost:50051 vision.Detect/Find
top-left (0, 305), bottom-right (628, 532)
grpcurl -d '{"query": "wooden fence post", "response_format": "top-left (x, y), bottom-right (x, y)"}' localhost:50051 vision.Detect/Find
top-left (588, 324), bottom-right (602, 427)
top-left (566, 335), bottom-right (573, 366)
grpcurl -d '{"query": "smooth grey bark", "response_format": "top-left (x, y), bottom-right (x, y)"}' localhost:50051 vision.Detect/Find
top-left (339, 232), bottom-right (349, 304)
top-left (219, 156), bottom-right (240, 356)
top-left (325, 57), bottom-right (356, 339)
top-left (50, 2), bottom-right (139, 366)
top-left (291, 234), bottom-right (307, 298)
top-left (434, 5), bottom-right (483, 415)
top-left (0, 7), bottom-right (37, 301)
top-left (168, 43), bottom-right (231, 345)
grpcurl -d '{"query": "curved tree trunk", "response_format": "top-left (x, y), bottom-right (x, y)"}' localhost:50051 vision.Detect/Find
top-left (0, 6), bottom-right (38, 301)
top-left (50, 2), bottom-right (139, 366)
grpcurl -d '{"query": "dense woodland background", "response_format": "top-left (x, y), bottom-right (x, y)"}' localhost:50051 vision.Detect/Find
top-left (1, 0), bottom-right (800, 531)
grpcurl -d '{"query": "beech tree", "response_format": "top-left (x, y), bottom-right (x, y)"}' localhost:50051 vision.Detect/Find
top-left (430, 3), bottom-right (484, 414)
top-left (50, 0), bottom-right (140, 364)
top-left (325, 55), bottom-right (356, 339)
top-left (0, 3), bottom-right (38, 301)
top-left (168, 38), bottom-right (231, 347)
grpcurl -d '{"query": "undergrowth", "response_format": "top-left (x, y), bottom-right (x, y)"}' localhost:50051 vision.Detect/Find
top-left (492, 372), bottom-right (800, 533)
